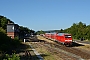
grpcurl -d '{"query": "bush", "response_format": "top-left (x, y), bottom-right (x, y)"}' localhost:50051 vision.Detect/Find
top-left (3, 53), bottom-right (20, 60)
top-left (12, 37), bottom-right (21, 48)
top-left (0, 31), bottom-right (12, 51)
top-left (0, 28), bottom-right (21, 51)
top-left (0, 27), bottom-right (6, 34)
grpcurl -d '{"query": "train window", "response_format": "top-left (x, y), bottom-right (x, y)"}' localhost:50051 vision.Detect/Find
top-left (65, 35), bottom-right (71, 38)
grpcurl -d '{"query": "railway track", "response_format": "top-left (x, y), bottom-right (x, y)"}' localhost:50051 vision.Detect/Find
top-left (33, 42), bottom-right (78, 60)
top-left (30, 35), bottom-right (90, 60)
top-left (44, 42), bottom-right (90, 59)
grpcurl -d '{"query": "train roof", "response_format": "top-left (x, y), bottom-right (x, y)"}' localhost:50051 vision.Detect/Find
top-left (45, 33), bottom-right (71, 35)
top-left (45, 32), bottom-right (57, 34)
top-left (57, 33), bottom-right (71, 36)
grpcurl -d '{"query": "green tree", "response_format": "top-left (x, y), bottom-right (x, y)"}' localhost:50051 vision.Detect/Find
top-left (36, 30), bottom-right (45, 35)
top-left (0, 15), bottom-right (14, 30)
top-left (64, 22), bottom-right (88, 40)
top-left (19, 26), bottom-right (35, 38)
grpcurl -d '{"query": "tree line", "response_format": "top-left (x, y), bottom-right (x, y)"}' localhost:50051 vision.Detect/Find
top-left (63, 22), bottom-right (90, 40)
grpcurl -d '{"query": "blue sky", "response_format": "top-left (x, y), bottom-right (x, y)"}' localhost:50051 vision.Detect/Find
top-left (0, 0), bottom-right (90, 31)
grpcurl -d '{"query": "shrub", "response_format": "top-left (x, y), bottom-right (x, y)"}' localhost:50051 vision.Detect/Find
top-left (0, 31), bottom-right (12, 51)
top-left (0, 27), bottom-right (6, 34)
top-left (12, 36), bottom-right (21, 48)
top-left (0, 28), bottom-right (21, 51)
top-left (3, 53), bottom-right (20, 60)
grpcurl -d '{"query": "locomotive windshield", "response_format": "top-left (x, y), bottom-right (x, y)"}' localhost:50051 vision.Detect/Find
top-left (65, 35), bottom-right (71, 38)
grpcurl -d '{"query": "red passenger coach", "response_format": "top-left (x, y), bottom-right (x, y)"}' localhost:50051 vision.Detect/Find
top-left (45, 33), bottom-right (57, 39)
top-left (45, 33), bottom-right (51, 39)
top-left (44, 33), bottom-right (73, 46)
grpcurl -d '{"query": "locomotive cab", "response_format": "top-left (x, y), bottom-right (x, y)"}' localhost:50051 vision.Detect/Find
top-left (64, 34), bottom-right (73, 46)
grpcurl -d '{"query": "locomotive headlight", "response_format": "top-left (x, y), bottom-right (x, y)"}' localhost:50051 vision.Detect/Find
top-left (68, 36), bottom-right (71, 37)
top-left (65, 40), bottom-right (72, 41)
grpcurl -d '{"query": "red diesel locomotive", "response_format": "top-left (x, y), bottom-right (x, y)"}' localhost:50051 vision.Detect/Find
top-left (44, 33), bottom-right (73, 46)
